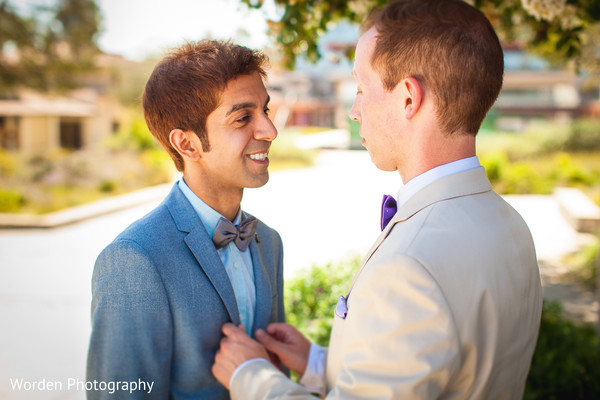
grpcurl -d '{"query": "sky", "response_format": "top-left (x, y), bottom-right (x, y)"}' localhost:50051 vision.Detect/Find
top-left (96, 0), bottom-right (278, 60)
top-left (13, 0), bottom-right (276, 60)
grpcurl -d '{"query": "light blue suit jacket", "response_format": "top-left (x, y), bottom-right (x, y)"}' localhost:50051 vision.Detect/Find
top-left (86, 184), bottom-right (285, 399)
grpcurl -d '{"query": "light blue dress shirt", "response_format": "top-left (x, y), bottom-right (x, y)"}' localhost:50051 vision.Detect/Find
top-left (178, 179), bottom-right (256, 336)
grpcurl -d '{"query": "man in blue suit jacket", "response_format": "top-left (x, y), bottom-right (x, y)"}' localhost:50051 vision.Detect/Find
top-left (86, 40), bottom-right (284, 399)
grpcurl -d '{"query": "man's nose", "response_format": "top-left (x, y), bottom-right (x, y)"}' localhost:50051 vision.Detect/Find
top-left (255, 114), bottom-right (278, 142)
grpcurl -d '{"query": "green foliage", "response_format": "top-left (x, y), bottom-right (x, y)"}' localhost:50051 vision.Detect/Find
top-left (0, 147), bottom-right (173, 214)
top-left (0, 0), bottom-right (101, 94)
top-left (0, 188), bottom-right (24, 212)
top-left (479, 151), bottom-right (508, 182)
top-left (98, 180), bottom-right (116, 193)
top-left (242, 0), bottom-right (386, 69)
top-left (242, 0), bottom-right (600, 73)
top-left (480, 151), bottom-right (599, 195)
top-left (268, 129), bottom-right (316, 171)
top-left (0, 149), bottom-right (17, 176)
top-left (524, 301), bottom-right (600, 400)
top-left (563, 119), bottom-right (600, 152)
top-left (285, 256), bottom-right (360, 346)
top-left (563, 239), bottom-right (599, 289)
top-left (478, 119), bottom-right (600, 195)
top-left (107, 114), bottom-right (159, 151)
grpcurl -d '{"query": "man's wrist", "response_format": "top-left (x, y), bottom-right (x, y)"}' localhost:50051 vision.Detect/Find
top-left (298, 343), bottom-right (325, 394)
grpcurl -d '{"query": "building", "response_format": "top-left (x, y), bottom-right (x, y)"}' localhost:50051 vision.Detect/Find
top-left (0, 53), bottom-right (129, 154)
top-left (0, 89), bottom-right (120, 153)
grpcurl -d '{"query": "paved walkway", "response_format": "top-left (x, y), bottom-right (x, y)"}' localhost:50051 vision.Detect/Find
top-left (0, 149), bottom-right (597, 399)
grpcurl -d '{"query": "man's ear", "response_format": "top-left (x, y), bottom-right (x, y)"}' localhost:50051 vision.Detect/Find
top-left (402, 77), bottom-right (423, 120)
top-left (169, 129), bottom-right (201, 161)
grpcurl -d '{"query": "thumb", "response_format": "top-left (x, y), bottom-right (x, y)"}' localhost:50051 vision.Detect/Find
top-left (255, 329), bottom-right (286, 356)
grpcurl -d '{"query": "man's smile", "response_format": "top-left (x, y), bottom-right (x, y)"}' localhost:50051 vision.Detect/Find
top-left (248, 151), bottom-right (269, 161)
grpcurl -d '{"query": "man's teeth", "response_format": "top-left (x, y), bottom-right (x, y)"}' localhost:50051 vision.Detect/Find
top-left (249, 153), bottom-right (268, 161)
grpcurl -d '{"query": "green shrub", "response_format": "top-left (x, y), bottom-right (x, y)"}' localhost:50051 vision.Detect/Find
top-left (563, 240), bottom-right (599, 289)
top-left (0, 149), bottom-right (16, 176)
top-left (563, 119), bottom-right (600, 152)
top-left (99, 180), bottom-right (117, 193)
top-left (106, 112), bottom-right (159, 151)
top-left (269, 131), bottom-right (316, 171)
top-left (285, 256), bottom-right (359, 346)
top-left (524, 301), bottom-right (600, 399)
top-left (480, 151), bottom-right (509, 183)
top-left (554, 153), bottom-right (596, 186)
top-left (0, 189), bottom-right (25, 212)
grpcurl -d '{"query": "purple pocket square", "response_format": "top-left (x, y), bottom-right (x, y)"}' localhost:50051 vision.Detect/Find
top-left (335, 295), bottom-right (348, 319)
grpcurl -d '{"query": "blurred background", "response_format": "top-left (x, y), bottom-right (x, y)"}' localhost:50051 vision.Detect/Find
top-left (1, 0), bottom-right (599, 398)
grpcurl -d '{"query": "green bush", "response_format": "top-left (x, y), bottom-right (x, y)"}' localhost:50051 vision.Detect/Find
top-left (285, 256), bottom-right (359, 346)
top-left (479, 149), bottom-right (600, 195)
top-left (563, 119), bottom-right (600, 152)
top-left (0, 149), bottom-right (16, 176)
top-left (0, 189), bottom-right (25, 212)
top-left (524, 301), bottom-right (600, 399)
top-left (563, 240), bottom-right (599, 289)
top-left (106, 111), bottom-right (159, 151)
top-left (268, 130), bottom-right (316, 171)
top-left (98, 180), bottom-right (117, 193)
top-left (555, 153), bottom-right (597, 185)
top-left (480, 151), bottom-right (509, 183)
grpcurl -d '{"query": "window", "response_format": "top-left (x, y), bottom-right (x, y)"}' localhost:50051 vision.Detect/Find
top-left (60, 119), bottom-right (83, 150)
top-left (0, 116), bottom-right (20, 150)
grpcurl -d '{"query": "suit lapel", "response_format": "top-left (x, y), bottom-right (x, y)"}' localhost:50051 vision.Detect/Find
top-left (246, 213), bottom-right (273, 332)
top-left (346, 167), bottom-right (492, 297)
top-left (166, 184), bottom-right (241, 325)
top-left (184, 231), bottom-right (241, 325)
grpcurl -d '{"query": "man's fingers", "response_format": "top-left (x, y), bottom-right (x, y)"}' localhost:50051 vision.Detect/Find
top-left (222, 322), bottom-right (242, 337)
top-left (266, 322), bottom-right (291, 337)
top-left (211, 352), bottom-right (234, 390)
top-left (255, 328), bottom-right (287, 355)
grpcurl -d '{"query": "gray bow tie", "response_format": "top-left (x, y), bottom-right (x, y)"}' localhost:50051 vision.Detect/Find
top-left (212, 216), bottom-right (258, 251)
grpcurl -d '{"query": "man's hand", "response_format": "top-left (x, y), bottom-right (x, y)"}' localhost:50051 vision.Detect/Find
top-left (255, 323), bottom-right (311, 376)
top-left (211, 324), bottom-right (269, 389)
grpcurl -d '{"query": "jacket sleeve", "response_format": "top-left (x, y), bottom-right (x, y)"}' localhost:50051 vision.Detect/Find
top-left (230, 253), bottom-right (461, 400)
top-left (86, 240), bottom-right (172, 399)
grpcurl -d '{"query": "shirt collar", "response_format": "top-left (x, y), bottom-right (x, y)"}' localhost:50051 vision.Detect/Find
top-left (396, 156), bottom-right (481, 208)
top-left (177, 178), bottom-right (241, 238)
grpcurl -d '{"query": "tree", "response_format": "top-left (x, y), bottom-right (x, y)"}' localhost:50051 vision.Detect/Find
top-left (242, 0), bottom-right (600, 72)
top-left (0, 0), bottom-right (101, 96)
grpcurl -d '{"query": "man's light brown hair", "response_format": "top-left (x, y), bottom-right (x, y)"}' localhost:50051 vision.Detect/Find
top-left (362, 0), bottom-right (504, 135)
top-left (142, 40), bottom-right (269, 171)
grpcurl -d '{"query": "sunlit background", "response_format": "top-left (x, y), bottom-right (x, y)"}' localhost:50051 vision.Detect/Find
top-left (1, 0), bottom-right (599, 398)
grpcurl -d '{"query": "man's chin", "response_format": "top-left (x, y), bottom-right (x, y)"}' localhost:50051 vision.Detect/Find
top-left (245, 174), bottom-right (269, 189)
top-left (368, 154), bottom-right (397, 173)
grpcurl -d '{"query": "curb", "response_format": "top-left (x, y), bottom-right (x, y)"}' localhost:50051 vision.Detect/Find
top-left (554, 187), bottom-right (600, 234)
top-left (0, 183), bottom-right (172, 229)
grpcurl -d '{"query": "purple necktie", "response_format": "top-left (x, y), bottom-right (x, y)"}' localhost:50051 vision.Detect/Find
top-left (380, 194), bottom-right (397, 231)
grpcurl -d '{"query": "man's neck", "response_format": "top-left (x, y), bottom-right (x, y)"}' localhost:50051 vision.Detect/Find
top-left (399, 132), bottom-right (476, 184)
top-left (182, 172), bottom-right (243, 221)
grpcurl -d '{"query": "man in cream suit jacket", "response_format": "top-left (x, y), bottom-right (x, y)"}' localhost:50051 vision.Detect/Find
top-left (87, 40), bottom-right (285, 399)
top-left (211, 1), bottom-right (543, 399)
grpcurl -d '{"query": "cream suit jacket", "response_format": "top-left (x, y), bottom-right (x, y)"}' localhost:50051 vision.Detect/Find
top-left (231, 167), bottom-right (543, 399)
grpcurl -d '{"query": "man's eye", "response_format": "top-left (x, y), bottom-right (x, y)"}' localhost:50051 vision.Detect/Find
top-left (264, 107), bottom-right (270, 115)
top-left (237, 115), bottom-right (250, 123)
